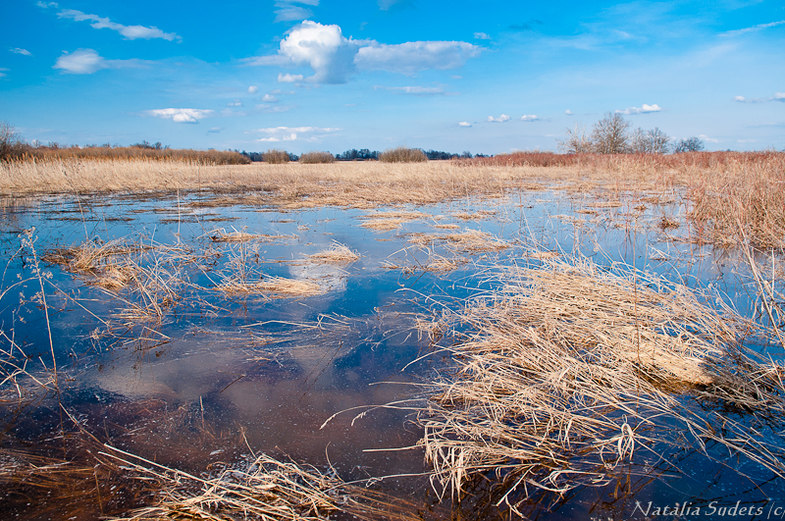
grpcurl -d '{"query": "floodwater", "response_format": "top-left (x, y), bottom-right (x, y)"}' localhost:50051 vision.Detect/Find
top-left (0, 188), bottom-right (783, 520)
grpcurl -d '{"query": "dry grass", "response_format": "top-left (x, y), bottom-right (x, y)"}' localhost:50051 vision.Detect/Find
top-left (216, 276), bottom-right (323, 298)
top-left (2, 152), bottom-right (783, 247)
top-left (306, 242), bottom-right (360, 264)
top-left (409, 229), bottom-right (509, 253)
top-left (209, 228), bottom-right (294, 243)
top-left (360, 210), bottom-right (427, 231)
top-left (4, 144), bottom-right (250, 164)
top-left (417, 257), bottom-right (785, 513)
top-left (105, 446), bottom-right (417, 521)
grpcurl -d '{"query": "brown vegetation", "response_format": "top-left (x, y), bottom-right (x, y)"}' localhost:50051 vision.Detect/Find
top-left (299, 151), bottom-right (336, 164)
top-left (4, 144), bottom-right (249, 164)
top-left (263, 149), bottom-right (290, 164)
top-left (417, 257), bottom-right (785, 513)
top-left (379, 147), bottom-right (427, 163)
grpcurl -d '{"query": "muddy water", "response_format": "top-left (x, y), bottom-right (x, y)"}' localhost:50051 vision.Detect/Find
top-left (0, 190), bottom-right (782, 520)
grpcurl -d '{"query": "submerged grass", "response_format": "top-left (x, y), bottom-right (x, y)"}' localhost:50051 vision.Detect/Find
top-left (306, 242), bottom-right (360, 264)
top-left (417, 257), bottom-right (785, 513)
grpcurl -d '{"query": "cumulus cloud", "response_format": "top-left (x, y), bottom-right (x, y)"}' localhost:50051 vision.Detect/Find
top-left (278, 73), bottom-right (304, 83)
top-left (458, 121), bottom-right (472, 127)
top-left (10, 47), bottom-right (32, 56)
top-left (565, 109), bottom-right (574, 115)
top-left (262, 93), bottom-right (279, 102)
top-left (248, 21), bottom-right (480, 84)
top-left (54, 48), bottom-right (106, 73)
top-left (520, 114), bottom-right (539, 121)
top-left (376, 85), bottom-right (446, 95)
top-left (147, 108), bottom-right (213, 123)
top-left (616, 103), bottom-right (662, 115)
top-left (488, 114), bottom-right (511, 123)
top-left (248, 85), bottom-right (259, 94)
top-left (473, 32), bottom-right (491, 40)
top-left (254, 126), bottom-right (339, 142)
top-left (40, 3), bottom-right (179, 41)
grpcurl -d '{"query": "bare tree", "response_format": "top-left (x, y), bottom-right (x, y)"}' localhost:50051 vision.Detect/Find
top-left (591, 113), bottom-right (630, 154)
top-left (630, 127), bottom-right (670, 154)
top-left (674, 137), bottom-right (704, 153)
top-left (558, 124), bottom-right (592, 154)
top-left (0, 121), bottom-right (20, 160)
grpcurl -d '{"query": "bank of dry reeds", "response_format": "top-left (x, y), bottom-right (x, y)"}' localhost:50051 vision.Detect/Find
top-left (379, 147), bottom-right (427, 163)
top-left (417, 257), bottom-right (785, 513)
top-left (4, 145), bottom-right (249, 164)
top-left (299, 151), bottom-right (336, 164)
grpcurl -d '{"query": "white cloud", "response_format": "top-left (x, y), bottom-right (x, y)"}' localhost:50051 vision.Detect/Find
top-left (520, 114), bottom-right (539, 121)
top-left (356, 41), bottom-right (480, 74)
top-left (262, 93), bottom-right (279, 102)
top-left (227, 100), bottom-right (243, 107)
top-left (488, 114), bottom-right (511, 123)
top-left (278, 72), bottom-right (304, 83)
top-left (274, 1), bottom-right (319, 23)
top-left (0, 68), bottom-right (7, 78)
top-left (254, 125), bottom-right (339, 142)
top-left (10, 47), bottom-right (32, 56)
top-left (698, 133), bottom-right (719, 143)
top-left (376, 85), bottom-right (446, 95)
top-left (248, 85), bottom-right (259, 94)
top-left (720, 20), bottom-right (785, 38)
top-left (734, 92), bottom-right (784, 103)
top-left (565, 109), bottom-right (574, 116)
top-left (53, 48), bottom-right (141, 74)
top-left (458, 121), bottom-right (472, 127)
top-left (248, 21), bottom-right (480, 84)
top-left (208, 127), bottom-right (222, 134)
top-left (147, 108), bottom-right (213, 123)
top-left (54, 48), bottom-right (105, 74)
top-left (473, 32), bottom-right (491, 40)
top-left (43, 4), bottom-right (179, 41)
top-left (378, 0), bottom-right (411, 10)
top-left (616, 103), bottom-right (662, 115)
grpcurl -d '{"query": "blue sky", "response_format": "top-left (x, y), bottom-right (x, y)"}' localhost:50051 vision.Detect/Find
top-left (1, 0), bottom-right (783, 154)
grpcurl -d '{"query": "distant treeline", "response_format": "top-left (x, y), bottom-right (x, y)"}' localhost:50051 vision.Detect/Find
top-left (239, 148), bottom-right (485, 162)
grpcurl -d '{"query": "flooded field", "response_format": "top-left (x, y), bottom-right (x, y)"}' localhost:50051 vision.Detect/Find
top-left (1, 185), bottom-right (783, 520)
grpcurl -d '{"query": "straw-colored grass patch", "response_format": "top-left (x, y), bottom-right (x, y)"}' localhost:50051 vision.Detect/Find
top-left (306, 243), bottom-right (359, 264)
top-left (216, 276), bottom-right (323, 298)
top-left (417, 257), bottom-right (785, 513)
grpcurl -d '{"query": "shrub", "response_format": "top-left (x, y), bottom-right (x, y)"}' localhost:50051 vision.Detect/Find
top-left (262, 149), bottom-right (290, 164)
top-left (379, 147), bottom-right (427, 163)
top-left (299, 151), bottom-right (336, 164)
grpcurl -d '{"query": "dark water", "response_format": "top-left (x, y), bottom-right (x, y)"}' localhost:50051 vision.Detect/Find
top-left (0, 190), bottom-right (783, 520)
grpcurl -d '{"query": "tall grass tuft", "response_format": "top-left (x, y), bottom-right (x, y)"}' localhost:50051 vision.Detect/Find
top-left (262, 149), bottom-right (290, 164)
top-left (379, 147), bottom-right (427, 163)
top-left (299, 151), bottom-right (336, 164)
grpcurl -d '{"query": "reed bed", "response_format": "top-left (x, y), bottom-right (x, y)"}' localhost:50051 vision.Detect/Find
top-left (210, 228), bottom-right (294, 243)
top-left (417, 257), bottom-right (785, 513)
top-left (409, 229), bottom-right (509, 252)
top-left (215, 276), bottom-right (324, 298)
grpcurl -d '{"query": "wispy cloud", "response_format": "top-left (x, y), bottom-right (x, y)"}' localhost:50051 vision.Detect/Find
top-left (616, 103), bottom-right (662, 115)
top-left (253, 126), bottom-right (339, 142)
top-left (53, 49), bottom-right (142, 74)
top-left (247, 21), bottom-right (480, 84)
top-left (40, 2), bottom-right (179, 41)
top-left (274, 0), bottom-right (319, 23)
top-left (458, 121), bottom-right (472, 127)
top-left (473, 32), bottom-right (491, 40)
top-left (735, 92), bottom-right (785, 103)
top-left (147, 108), bottom-right (213, 123)
top-left (0, 68), bottom-right (7, 78)
top-left (565, 109), bottom-right (574, 116)
top-left (520, 114), bottom-right (540, 121)
top-left (9, 47), bottom-right (32, 56)
top-left (720, 20), bottom-right (785, 37)
top-left (262, 93), bottom-right (279, 102)
top-left (698, 133), bottom-right (719, 143)
top-left (487, 114), bottom-right (511, 122)
top-left (375, 85), bottom-right (446, 95)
